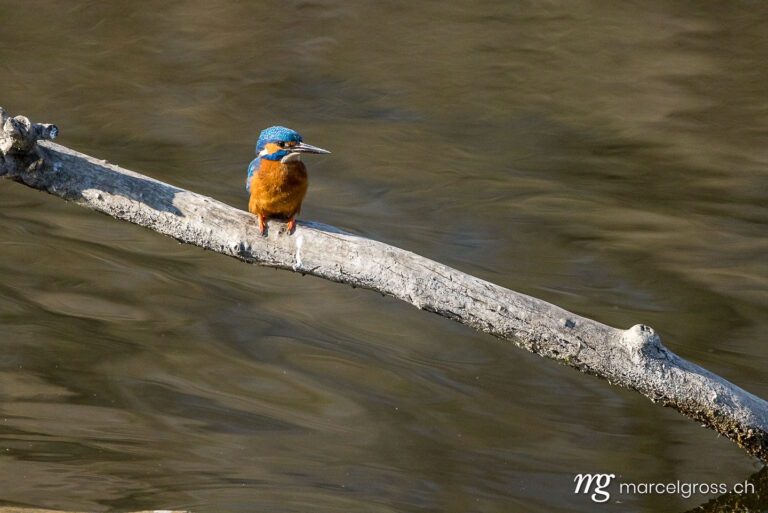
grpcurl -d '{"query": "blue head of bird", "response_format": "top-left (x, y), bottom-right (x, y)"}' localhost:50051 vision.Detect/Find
top-left (246, 126), bottom-right (330, 192)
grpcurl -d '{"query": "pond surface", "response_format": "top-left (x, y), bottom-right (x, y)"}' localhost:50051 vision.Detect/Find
top-left (1, 1), bottom-right (767, 512)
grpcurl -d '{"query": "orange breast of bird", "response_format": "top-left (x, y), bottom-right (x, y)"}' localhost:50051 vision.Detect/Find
top-left (248, 159), bottom-right (308, 220)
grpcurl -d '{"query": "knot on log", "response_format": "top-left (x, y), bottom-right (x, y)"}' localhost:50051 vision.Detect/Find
top-left (621, 324), bottom-right (667, 364)
top-left (0, 107), bottom-right (58, 156)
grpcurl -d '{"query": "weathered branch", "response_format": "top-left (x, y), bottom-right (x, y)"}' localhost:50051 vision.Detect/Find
top-left (2, 109), bottom-right (767, 463)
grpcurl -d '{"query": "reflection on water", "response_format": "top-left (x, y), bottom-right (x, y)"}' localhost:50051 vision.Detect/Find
top-left (1, 1), bottom-right (767, 512)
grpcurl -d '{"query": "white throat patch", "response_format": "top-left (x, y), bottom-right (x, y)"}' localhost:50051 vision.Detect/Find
top-left (280, 152), bottom-right (302, 163)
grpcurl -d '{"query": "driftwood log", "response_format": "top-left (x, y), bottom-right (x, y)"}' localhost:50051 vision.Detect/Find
top-left (2, 108), bottom-right (767, 464)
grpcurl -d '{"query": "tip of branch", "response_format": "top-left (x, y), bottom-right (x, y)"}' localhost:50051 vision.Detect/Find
top-left (0, 107), bottom-right (58, 156)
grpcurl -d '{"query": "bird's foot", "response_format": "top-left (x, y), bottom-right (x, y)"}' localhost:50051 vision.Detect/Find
top-left (286, 217), bottom-right (296, 234)
top-left (257, 214), bottom-right (266, 235)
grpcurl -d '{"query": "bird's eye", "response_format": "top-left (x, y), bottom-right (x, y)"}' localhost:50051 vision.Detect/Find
top-left (278, 142), bottom-right (286, 148)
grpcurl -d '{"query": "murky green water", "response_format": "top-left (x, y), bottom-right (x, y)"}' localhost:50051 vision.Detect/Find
top-left (1, 1), bottom-right (767, 512)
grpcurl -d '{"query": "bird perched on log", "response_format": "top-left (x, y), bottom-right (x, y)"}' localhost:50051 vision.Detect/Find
top-left (246, 126), bottom-right (330, 234)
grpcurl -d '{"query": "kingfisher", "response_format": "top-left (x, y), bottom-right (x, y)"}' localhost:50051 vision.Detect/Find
top-left (246, 126), bottom-right (330, 234)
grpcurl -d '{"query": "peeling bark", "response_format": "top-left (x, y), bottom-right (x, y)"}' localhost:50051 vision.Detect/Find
top-left (2, 109), bottom-right (767, 463)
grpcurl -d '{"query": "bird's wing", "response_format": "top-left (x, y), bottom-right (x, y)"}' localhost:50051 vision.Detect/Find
top-left (246, 158), bottom-right (260, 193)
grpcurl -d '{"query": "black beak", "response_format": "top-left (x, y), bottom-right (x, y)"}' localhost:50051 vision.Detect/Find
top-left (293, 142), bottom-right (331, 154)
